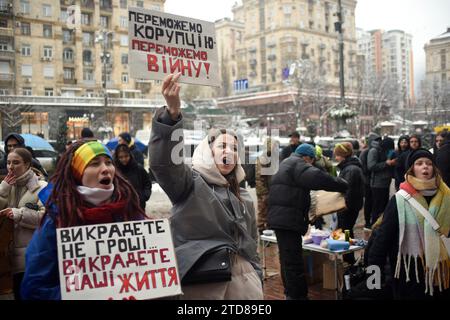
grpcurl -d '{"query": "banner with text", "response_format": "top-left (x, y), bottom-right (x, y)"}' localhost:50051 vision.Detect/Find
top-left (128, 7), bottom-right (219, 87)
top-left (57, 219), bottom-right (181, 300)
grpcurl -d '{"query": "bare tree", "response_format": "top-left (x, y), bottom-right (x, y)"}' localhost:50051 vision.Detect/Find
top-left (0, 99), bottom-right (34, 136)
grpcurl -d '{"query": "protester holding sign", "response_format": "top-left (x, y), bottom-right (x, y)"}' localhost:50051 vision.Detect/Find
top-left (0, 148), bottom-right (47, 300)
top-left (21, 140), bottom-right (146, 300)
top-left (149, 73), bottom-right (263, 299)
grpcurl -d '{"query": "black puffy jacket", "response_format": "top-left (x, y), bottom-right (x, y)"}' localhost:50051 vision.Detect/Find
top-left (436, 141), bottom-right (450, 187)
top-left (337, 156), bottom-right (365, 212)
top-left (267, 154), bottom-right (348, 234)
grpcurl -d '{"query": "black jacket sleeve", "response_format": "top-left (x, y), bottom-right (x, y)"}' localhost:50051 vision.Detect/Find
top-left (140, 165), bottom-right (152, 201)
top-left (298, 165), bottom-right (348, 193)
top-left (436, 144), bottom-right (450, 187)
top-left (367, 196), bottom-right (399, 269)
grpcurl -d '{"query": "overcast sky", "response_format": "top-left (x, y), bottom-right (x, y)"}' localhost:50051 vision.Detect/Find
top-left (165, 0), bottom-right (450, 91)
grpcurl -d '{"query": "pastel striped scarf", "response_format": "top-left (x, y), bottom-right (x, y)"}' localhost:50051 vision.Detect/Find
top-left (71, 141), bottom-right (112, 181)
top-left (395, 178), bottom-right (450, 296)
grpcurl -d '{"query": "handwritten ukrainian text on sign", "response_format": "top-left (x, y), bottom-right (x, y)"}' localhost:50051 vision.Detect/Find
top-left (128, 7), bottom-right (219, 87)
top-left (57, 219), bottom-right (181, 300)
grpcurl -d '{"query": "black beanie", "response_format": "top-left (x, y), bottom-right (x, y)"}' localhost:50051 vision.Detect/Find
top-left (406, 148), bottom-right (434, 170)
top-left (119, 132), bottom-right (132, 144)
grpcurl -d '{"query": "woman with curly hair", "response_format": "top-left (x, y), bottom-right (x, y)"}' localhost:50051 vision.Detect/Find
top-left (21, 140), bottom-right (146, 300)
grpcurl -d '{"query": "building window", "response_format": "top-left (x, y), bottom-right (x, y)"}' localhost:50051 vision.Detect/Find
top-left (21, 22), bottom-right (31, 35)
top-left (120, 0), bottom-right (127, 9)
top-left (43, 46), bottom-right (53, 58)
top-left (0, 42), bottom-right (7, 51)
top-left (63, 48), bottom-right (73, 61)
top-left (83, 50), bottom-right (92, 63)
top-left (21, 64), bottom-right (32, 77)
top-left (63, 29), bottom-right (73, 43)
top-left (100, 16), bottom-right (109, 28)
top-left (150, 5), bottom-right (161, 11)
top-left (22, 87), bottom-right (32, 96)
top-left (83, 69), bottom-right (94, 81)
top-left (0, 89), bottom-right (9, 95)
top-left (81, 13), bottom-right (91, 25)
top-left (43, 24), bottom-right (52, 38)
top-left (121, 53), bottom-right (128, 65)
top-left (136, 1), bottom-right (144, 8)
top-left (85, 90), bottom-right (95, 97)
top-left (20, 0), bottom-right (30, 14)
top-left (83, 32), bottom-right (93, 46)
top-left (43, 65), bottom-right (54, 78)
top-left (120, 35), bottom-right (128, 46)
top-left (45, 88), bottom-right (54, 96)
top-left (64, 68), bottom-right (74, 80)
top-left (42, 4), bottom-right (52, 17)
top-left (122, 73), bottom-right (128, 83)
top-left (120, 16), bottom-right (128, 28)
top-left (60, 9), bottom-right (68, 22)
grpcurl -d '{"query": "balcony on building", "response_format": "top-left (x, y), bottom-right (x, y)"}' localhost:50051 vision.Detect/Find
top-left (64, 78), bottom-right (77, 85)
top-left (0, 72), bottom-right (13, 84)
top-left (0, 27), bottom-right (13, 38)
top-left (0, 48), bottom-right (14, 60)
top-left (60, 0), bottom-right (76, 7)
top-left (267, 54), bottom-right (276, 61)
top-left (80, 0), bottom-right (94, 9)
top-left (100, 0), bottom-right (113, 13)
top-left (0, 1), bottom-right (12, 16)
top-left (249, 71), bottom-right (257, 77)
top-left (249, 59), bottom-right (257, 67)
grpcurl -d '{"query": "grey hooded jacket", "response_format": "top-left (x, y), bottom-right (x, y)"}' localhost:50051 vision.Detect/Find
top-left (367, 133), bottom-right (392, 188)
top-left (149, 107), bottom-right (262, 281)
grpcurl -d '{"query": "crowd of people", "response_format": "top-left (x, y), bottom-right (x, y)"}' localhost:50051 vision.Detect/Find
top-left (0, 72), bottom-right (449, 301)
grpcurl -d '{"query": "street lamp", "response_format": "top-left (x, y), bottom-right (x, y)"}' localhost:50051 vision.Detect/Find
top-left (95, 30), bottom-right (113, 126)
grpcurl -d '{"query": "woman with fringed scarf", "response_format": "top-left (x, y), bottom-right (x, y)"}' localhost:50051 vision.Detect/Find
top-left (20, 140), bottom-right (146, 300)
top-left (149, 73), bottom-right (263, 299)
top-left (368, 148), bottom-right (450, 299)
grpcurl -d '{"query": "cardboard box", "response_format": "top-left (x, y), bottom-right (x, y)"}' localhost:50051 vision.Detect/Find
top-left (303, 251), bottom-right (328, 285)
top-left (323, 259), bottom-right (345, 290)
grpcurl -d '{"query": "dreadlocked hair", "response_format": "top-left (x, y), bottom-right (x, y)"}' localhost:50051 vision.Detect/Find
top-left (208, 128), bottom-right (243, 202)
top-left (42, 140), bottom-right (145, 228)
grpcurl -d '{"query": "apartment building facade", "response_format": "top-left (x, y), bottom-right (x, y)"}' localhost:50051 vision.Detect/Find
top-left (214, 0), bottom-right (381, 136)
top-left (357, 28), bottom-right (415, 110)
top-left (0, 0), bottom-right (165, 140)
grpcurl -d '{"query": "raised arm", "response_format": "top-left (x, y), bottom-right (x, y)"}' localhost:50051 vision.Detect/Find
top-left (149, 73), bottom-right (194, 204)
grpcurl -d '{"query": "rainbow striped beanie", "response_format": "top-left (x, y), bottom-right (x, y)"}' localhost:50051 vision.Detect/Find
top-left (71, 141), bottom-right (112, 181)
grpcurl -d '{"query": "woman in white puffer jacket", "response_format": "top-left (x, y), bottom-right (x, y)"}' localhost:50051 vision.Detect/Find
top-left (0, 147), bottom-right (47, 300)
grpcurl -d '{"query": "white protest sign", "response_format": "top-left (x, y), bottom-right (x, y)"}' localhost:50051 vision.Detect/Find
top-left (128, 7), bottom-right (219, 87)
top-left (57, 219), bottom-right (182, 300)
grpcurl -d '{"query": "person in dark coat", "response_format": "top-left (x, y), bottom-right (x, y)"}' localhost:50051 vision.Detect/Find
top-left (359, 134), bottom-right (378, 229)
top-left (368, 149), bottom-right (450, 299)
top-left (114, 144), bottom-right (152, 211)
top-left (436, 133), bottom-right (450, 187)
top-left (395, 134), bottom-right (422, 190)
top-left (334, 143), bottom-right (364, 237)
top-left (267, 143), bottom-right (348, 300)
top-left (367, 134), bottom-right (395, 225)
top-left (394, 135), bottom-right (410, 190)
top-left (118, 132), bottom-right (144, 166)
top-left (0, 133), bottom-right (48, 179)
top-left (280, 131), bottom-right (301, 162)
top-left (80, 127), bottom-right (95, 140)
top-left (334, 142), bottom-right (364, 264)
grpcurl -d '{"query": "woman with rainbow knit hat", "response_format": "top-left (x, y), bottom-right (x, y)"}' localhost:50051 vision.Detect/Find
top-left (367, 148), bottom-right (450, 299)
top-left (20, 140), bottom-right (146, 300)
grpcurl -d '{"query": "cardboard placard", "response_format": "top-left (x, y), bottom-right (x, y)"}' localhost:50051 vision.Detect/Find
top-left (128, 7), bottom-right (219, 87)
top-left (57, 219), bottom-right (181, 300)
